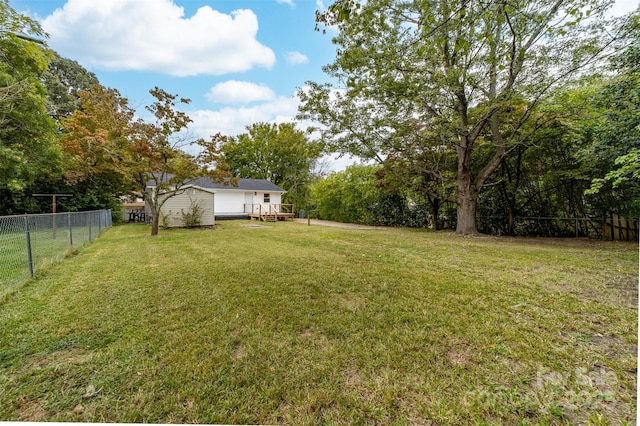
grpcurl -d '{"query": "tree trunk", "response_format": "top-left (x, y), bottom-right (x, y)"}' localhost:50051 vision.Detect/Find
top-left (430, 197), bottom-right (440, 230)
top-left (456, 187), bottom-right (478, 235)
top-left (455, 145), bottom-right (479, 235)
top-left (507, 207), bottom-right (515, 236)
top-left (151, 212), bottom-right (159, 236)
top-left (148, 192), bottom-right (160, 236)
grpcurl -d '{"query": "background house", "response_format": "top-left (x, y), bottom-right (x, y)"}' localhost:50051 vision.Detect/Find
top-left (121, 192), bottom-right (145, 222)
top-left (146, 177), bottom-right (289, 227)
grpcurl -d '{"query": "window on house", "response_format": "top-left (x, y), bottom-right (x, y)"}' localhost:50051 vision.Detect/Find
top-left (264, 193), bottom-right (270, 203)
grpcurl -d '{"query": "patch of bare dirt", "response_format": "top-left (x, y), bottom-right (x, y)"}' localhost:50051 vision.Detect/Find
top-left (240, 224), bottom-right (272, 229)
top-left (447, 348), bottom-right (471, 368)
top-left (14, 397), bottom-right (47, 421)
top-left (294, 219), bottom-right (383, 230)
top-left (232, 343), bottom-right (246, 360)
top-left (19, 348), bottom-right (92, 374)
top-left (298, 329), bottom-right (330, 350)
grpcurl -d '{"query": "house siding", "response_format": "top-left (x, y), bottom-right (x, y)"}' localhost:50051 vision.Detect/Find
top-left (158, 188), bottom-right (215, 227)
top-left (214, 191), bottom-right (246, 216)
top-left (237, 191), bottom-right (283, 215)
top-left (145, 179), bottom-right (286, 225)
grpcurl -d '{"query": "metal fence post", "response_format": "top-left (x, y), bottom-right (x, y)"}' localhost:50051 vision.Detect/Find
top-left (88, 214), bottom-right (92, 241)
top-left (24, 215), bottom-right (34, 277)
top-left (68, 212), bottom-right (73, 247)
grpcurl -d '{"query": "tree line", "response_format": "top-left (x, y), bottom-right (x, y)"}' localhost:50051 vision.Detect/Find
top-left (0, 1), bottom-right (323, 235)
top-left (1, 0), bottom-right (638, 237)
top-left (301, 0), bottom-right (640, 235)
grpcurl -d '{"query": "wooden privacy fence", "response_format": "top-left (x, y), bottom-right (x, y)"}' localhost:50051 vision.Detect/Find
top-left (603, 212), bottom-right (639, 242)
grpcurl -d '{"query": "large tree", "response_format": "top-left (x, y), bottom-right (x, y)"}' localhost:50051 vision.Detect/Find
top-left (0, 0), bottom-right (60, 214)
top-left (300, 0), bottom-right (619, 234)
top-left (60, 85), bottom-right (230, 234)
top-left (130, 88), bottom-right (231, 236)
top-left (58, 84), bottom-right (136, 214)
top-left (220, 122), bottom-right (324, 209)
top-left (42, 51), bottom-right (100, 123)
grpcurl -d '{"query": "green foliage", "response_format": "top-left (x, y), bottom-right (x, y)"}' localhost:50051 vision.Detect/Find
top-left (0, 0), bottom-right (61, 214)
top-left (56, 84), bottom-right (136, 216)
top-left (301, 0), bottom-right (619, 234)
top-left (220, 122), bottom-right (323, 210)
top-left (311, 164), bottom-right (380, 224)
top-left (584, 11), bottom-right (640, 215)
top-left (180, 197), bottom-right (204, 228)
top-left (605, 149), bottom-right (640, 188)
top-left (42, 51), bottom-right (100, 122)
top-left (311, 164), bottom-right (425, 226)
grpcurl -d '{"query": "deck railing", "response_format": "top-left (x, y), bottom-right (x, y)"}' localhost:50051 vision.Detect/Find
top-left (244, 204), bottom-right (295, 220)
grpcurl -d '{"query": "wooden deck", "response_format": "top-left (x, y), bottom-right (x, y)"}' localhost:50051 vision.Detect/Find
top-left (246, 204), bottom-right (295, 222)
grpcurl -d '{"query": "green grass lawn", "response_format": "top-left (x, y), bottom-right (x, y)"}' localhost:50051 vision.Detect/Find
top-left (0, 221), bottom-right (637, 424)
top-left (1, 224), bottom-right (100, 296)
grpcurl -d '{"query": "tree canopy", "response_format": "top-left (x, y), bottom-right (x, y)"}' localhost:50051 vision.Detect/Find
top-left (219, 122), bottom-right (324, 209)
top-left (0, 0), bottom-right (637, 239)
top-left (0, 0), bottom-right (60, 214)
top-left (300, 0), bottom-right (622, 234)
top-left (585, 12), bottom-right (640, 215)
top-left (43, 51), bottom-right (100, 123)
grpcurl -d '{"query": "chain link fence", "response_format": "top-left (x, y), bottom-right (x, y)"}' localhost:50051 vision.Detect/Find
top-left (0, 210), bottom-right (112, 296)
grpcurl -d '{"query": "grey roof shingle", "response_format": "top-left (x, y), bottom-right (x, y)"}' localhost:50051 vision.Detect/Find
top-left (189, 177), bottom-right (285, 192)
top-left (147, 175), bottom-right (285, 192)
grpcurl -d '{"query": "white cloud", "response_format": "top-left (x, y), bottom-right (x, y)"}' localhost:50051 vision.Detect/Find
top-left (276, 0), bottom-right (295, 6)
top-left (206, 81), bottom-right (276, 104)
top-left (285, 51), bottom-right (309, 65)
top-left (608, 0), bottom-right (638, 17)
top-left (188, 87), bottom-right (354, 171)
top-left (190, 95), bottom-right (300, 138)
top-left (42, 0), bottom-right (275, 76)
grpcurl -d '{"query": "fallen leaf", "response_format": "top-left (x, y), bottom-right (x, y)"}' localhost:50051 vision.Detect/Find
top-left (83, 384), bottom-right (98, 398)
top-left (183, 398), bottom-right (194, 410)
top-left (71, 404), bottom-right (84, 415)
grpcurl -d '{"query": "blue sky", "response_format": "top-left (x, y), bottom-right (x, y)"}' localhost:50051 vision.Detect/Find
top-left (9, 0), bottom-right (340, 155)
top-left (9, 0), bottom-right (640, 171)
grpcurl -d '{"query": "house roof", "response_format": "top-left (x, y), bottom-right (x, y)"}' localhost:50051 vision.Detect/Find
top-left (198, 177), bottom-right (285, 192)
top-left (122, 201), bottom-right (145, 207)
top-left (148, 176), bottom-right (285, 193)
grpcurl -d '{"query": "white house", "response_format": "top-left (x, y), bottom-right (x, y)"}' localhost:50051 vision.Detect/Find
top-left (146, 177), bottom-right (290, 227)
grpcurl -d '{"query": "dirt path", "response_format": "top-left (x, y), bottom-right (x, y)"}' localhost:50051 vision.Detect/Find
top-left (293, 218), bottom-right (384, 230)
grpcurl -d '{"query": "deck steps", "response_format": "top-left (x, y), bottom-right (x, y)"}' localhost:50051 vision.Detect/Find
top-left (262, 214), bottom-right (277, 222)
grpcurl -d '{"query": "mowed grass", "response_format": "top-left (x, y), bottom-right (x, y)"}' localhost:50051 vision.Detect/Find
top-left (0, 221), bottom-right (637, 424)
top-left (1, 225), bottom-right (101, 296)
